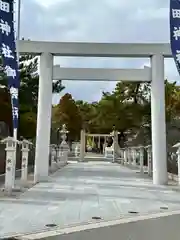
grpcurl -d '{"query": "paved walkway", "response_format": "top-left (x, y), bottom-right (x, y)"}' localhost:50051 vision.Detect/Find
top-left (1, 162), bottom-right (180, 237)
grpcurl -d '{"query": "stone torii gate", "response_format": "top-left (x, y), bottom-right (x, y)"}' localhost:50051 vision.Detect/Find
top-left (80, 132), bottom-right (112, 161)
top-left (18, 40), bottom-right (171, 185)
top-left (53, 66), bottom-right (151, 162)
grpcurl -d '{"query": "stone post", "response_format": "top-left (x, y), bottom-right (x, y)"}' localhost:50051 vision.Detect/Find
top-left (139, 146), bottom-right (144, 174)
top-left (132, 147), bottom-right (137, 166)
top-left (59, 147), bottom-right (65, 165)
top-left (119, 148), bottom-right (124, 164)
top-left (128, 148), bottom-right (132, 165)
top-left (49, 144), bottom-right (58, 171)
top-left (56, 145), bottom-right (61, 164)
top-left (177, 148), bottom-right (180, 185)
top-left (124, 148), bottom-right (128, 165)
top-left (50, 144), bottom-right (56, 164)
top-left (75, 144), bottom-right (80, 157)
top-left (20, 139), bottom-right (32, 184)
top-left (104, 146), bottom-right (114, 160)
top-left (1, 137), bottom-right (19, 194)
top-left (103, 137), bottom-right (107, 154)
top-left (80, 129), bottom-right (85, 161)
top-left (98, 136), bottom-right (101, 149)
top-left (110, 130), bottom-right (119, 163)
top-left (173, 142), bottom-right (180, 185)
top-left (146, 145), bottom-right (152, 177)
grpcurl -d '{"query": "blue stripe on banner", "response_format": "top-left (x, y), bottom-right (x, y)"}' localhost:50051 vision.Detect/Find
top-left (0, 0), bottom-right (19, 131)
top-left (170, 0), bottom-right (180, 75)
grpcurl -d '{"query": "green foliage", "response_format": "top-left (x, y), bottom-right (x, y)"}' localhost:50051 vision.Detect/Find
top-left (19, 111), bottom-right (37, 139)
top-left (0, 54), bottom-right (65, 139)
top-left (0, 87), bottom-right (12, 134)
top-left (52, 79), bottom-right (180, 145)
top-left (53, 93), bottom-right (82, 141)
top-left (53, 80), bottom-right (65, 93)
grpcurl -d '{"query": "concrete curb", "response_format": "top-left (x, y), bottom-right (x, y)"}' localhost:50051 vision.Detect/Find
top-left (11, 209), bottom-right (180, 239)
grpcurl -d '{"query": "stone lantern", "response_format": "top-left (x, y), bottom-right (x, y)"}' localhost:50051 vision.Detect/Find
top-left (59, 124), bottom-right (70, 164)
top-left (110, 127), bottom-right (119, 162)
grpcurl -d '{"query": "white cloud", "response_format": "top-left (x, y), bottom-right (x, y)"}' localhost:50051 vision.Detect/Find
top-left (33, 0), bottom-right (71, 8)
top-left (133, 8), bottom-right (168, 21)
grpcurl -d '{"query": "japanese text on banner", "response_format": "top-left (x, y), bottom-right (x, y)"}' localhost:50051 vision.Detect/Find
top-left (170, 0), bottom-right (180, 74)
top-left (0, 0), bottom-right (19, 131)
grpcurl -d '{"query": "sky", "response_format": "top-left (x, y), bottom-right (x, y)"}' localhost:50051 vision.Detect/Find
top-left (18, 0), bottom-right (179, 104)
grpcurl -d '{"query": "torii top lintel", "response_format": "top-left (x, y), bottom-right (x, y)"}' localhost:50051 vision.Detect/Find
top-left (18, 40), bottom-right (172, 58)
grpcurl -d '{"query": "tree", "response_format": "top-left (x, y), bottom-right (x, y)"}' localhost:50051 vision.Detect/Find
top-left (54, 93), bottom-right (82, 141)
top-left (18, 111), bottom-right (37, 139)
top-left (116, 80), bottom-right (180, 145)
top-left (76, 100), bottom-right (101, 133)
top-left (0, 57), bottom-right (12, 134)
top-left (18, 55), bottom-right (65, 113)
top-left (0, 87), bottom-right (12, 134)
top-left (51, 79), bottom-right (180, 147)
top-left (165, 80), bottom-right (180, 121)
top-left (0, 55), bottom-right (65, 139)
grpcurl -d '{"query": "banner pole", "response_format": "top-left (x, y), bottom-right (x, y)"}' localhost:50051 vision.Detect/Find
top-left (16, 0), bottom-right (21, 62)
top-left (17, 0), bottom-right (21, 43)
top-left (13, 0), bottom-right (21, 140)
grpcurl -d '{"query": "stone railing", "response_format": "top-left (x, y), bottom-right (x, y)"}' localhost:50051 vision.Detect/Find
top-left (0, 134), bottom-right (69, 194)
top-left (0, 165), bottom-right (34, 187)
top-left (49, 144), bottom-right (69, 171)
top-left (0, 140), bottom-right (35, 174)
top-left (116, 144), bottom-right (180, 184)
top-left (0, 137), bottom-right (36, 193)
top-left (69, 141), bottom-right (81, 157)
top-left (115, 146), bottom-right (152, 175)
top-left (0, 141), bottom-right (35, 174)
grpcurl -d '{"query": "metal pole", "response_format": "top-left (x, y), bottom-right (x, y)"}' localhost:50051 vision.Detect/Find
top-left (17, 0), bottom-right (21, 42)
top-left (13, 0), bottom-right (21, 140)
top-left (16, 0), bottom-right (21, 62)
top-left (11, 0), bottom-right (21, 187)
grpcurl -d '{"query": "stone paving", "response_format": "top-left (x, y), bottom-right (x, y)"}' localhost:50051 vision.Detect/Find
top-left (1, 161), bottom-right (180, 238)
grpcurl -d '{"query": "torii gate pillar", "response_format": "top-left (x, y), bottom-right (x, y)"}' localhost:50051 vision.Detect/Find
top-left (34, 52), bottom-right (53, 183)
top-left (151, 54), bottom-right (168, 185)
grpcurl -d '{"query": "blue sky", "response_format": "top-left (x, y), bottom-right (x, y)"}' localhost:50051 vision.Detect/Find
top-left (18, 0), bottom-right (179, 104)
